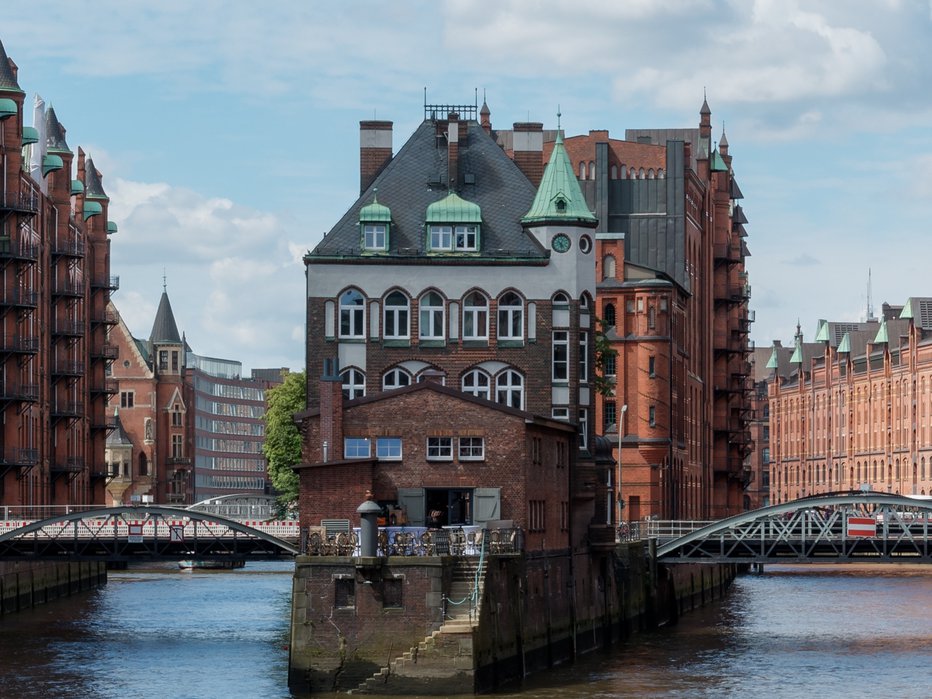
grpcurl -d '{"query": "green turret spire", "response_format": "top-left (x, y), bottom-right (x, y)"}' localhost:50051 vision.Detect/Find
top-left (521, 116), bottom-right (596, 226)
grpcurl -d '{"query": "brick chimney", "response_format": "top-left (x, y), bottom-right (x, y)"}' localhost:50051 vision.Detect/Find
top-left (319, 359), bottom-right (343, 462)
top-left (513, 122), bottom-right (544, 186)
top-left (359, 120), bottom-right (392, 194)
top-left (447, 113), bottom-right (460, 189)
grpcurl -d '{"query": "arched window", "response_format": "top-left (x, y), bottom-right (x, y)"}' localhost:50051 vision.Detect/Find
top-left (603, 302), bottom-right (616, 327)
top-left (463, 291), bottom-right (489, 341)
top-left (419, 292), bottom-right (445, 340)
top-left (383, 368), bottom-right (412, 391)
top-left (610, 165), bottom-right (618, 180)
top-left (553, 292), bottom-right (569, 306)
top-left (588, 162), bottom-right (595, 180)
top-left (339, 289), bottom-right (365, 338)
top-left (462, 369), bottom-right (491, 401)
top-left (496, 370), bottom-right (524, 409)
top-left (579, 162), bottom-right (586, 179)
top-left (602, 255), bottom-right (616, 280)
top-left (497, 292), bottom-right (524, 340)
top-left (341, 368), bottom-right (366, 399)
top-left (383, 291), bottom-right (410, 340)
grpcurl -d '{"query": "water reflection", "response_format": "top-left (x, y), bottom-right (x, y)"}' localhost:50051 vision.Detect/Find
top-left (0, 564), bottom-right (930, 699)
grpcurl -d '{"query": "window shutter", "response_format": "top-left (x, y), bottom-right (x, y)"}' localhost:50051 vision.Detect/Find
top-left (396, 488), bottom-right (425, 526)
top-left (473, 488), bottom-right (501, 523)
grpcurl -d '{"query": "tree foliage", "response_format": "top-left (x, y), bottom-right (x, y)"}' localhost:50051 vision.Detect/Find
top-left (594, 317), bottom-right (618, 398)
top-left (262, 370), bottom-right (306, 508)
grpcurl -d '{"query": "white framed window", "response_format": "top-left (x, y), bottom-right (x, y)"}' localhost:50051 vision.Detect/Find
top-left (552, 331), bottom-right (569, 382)
top-left (552, 407), bottom-right (570, 421)
top-left (463, 292), bottom-right (488, 340)
top-left (339, 289), bottom-right (365, 338)
top-left (383, 368), bottom-right (412, 391)
top-left (364, 224), bottom-right (386, 250)
top-left (172, 405), bottom-right (183, 427)
top-left (579, 330), bottom-right (589, 383)
top-left (120, 391), bottom-right (134, 409)
top-left (429, 225), bottom-right (453, 250)
top-left (341, 368), bottom-right (366, 400)
top-left (553, 292), bottom-right (569, 307)
top-left (497, 292), bottom-right (523, 340)
top-left (344, 437), bottom-right (371, 459)
top-left (455, 225), bottom-right (478, 251)
top-left (427, 437), bottom-right (453, 460)
top-left (383, 291), bottom-right (410, 339)
top-left (496, 370), bottom-right (524, 410)
top-left (419, 292), bottom-right (445, 340)
top-left (462, 369), bottom-right (491, 401)
top-left (578, 408), bottom-right (589, 450)
top-left (376, 437), bottom-right (402, 460)
top-left (459, 437), bottom-right (485, 461)
top-left (171, 434), bottom-right (184, 458)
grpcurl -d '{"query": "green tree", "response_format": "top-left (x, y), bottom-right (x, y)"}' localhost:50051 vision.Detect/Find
top-left (262, 370), bottom-right (306, 510)
top-left (594, 317), bottom-right (617, 397)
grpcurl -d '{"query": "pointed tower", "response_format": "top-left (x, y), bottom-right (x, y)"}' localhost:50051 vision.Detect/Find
top-left (149, 288), bottom-right (184, 376)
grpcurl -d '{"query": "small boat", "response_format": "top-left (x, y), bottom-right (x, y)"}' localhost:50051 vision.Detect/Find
top-left (178, 559), bottom-right (245, 570)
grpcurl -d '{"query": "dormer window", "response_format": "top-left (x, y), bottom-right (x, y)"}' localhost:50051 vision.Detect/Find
top-left (555, 198), bottom-right (567, 213)
top-left (364, 224), bottom-right (386, 250)
top-left (359, 194), bottom-right (391, 252)
top-left (425, 192), bottom-right (482, 253)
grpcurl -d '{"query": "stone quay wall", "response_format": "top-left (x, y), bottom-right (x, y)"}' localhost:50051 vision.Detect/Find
top-left (0, 561), bottom-right (107, 616)
top-left (289, 544), bottom-right (737, 695)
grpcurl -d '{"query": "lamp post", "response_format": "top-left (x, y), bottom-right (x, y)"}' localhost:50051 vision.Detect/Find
top-left (618, 404), bottom-right (628, 528)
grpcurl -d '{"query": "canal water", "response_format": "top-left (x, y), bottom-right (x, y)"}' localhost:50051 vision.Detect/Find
top-left (0, 563), bottom-right (930, 698)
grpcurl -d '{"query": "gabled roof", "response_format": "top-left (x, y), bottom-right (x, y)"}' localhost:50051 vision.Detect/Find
top-left (0, 38), bottom-right (21, 93)
top-left (522, 131), bottom-right (597, 226)
top-left (106, 410), bottom-right (133, 447)
top-left (149, 291), bottom-right (182, 345)
top-left (900, 297), bottom-right (932, 329)
top-left (310, 119), bottom-right (545, 262)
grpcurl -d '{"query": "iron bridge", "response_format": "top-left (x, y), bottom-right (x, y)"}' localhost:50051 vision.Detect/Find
top-left (653, 493), bottom-right (932, 564)
top-left (0, 506), bottom-right (299, 562)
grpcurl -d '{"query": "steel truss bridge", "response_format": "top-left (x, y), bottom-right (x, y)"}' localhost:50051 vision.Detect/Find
top-left (653, 493), bottom-right (932, 564)
top-left (0, 506), bottom-right (299, 562)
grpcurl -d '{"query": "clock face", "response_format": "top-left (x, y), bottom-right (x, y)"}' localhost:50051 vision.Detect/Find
top-left (552, 234), bottom-right (571, 253)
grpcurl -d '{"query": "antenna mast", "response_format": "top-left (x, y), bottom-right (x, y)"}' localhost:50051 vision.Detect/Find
top-left (866, 269), bottom-right (874, 321)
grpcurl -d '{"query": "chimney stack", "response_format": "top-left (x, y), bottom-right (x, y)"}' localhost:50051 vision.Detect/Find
top-left (359, 120), bottom-right (392, 195)
top-left (447, 113), bottom-right (460, 189)
top-left (512, 122), bottom-right (544, 186)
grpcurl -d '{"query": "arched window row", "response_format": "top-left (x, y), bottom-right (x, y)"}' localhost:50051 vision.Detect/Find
top-left (340, 365), bottom-right (525, 411)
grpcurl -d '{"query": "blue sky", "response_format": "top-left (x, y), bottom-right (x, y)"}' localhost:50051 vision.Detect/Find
top-left (3, 1), bottom-right (932, 371)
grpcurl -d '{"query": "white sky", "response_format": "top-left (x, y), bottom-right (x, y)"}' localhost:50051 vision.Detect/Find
top-left (3, 0), bottom-right (932, 371)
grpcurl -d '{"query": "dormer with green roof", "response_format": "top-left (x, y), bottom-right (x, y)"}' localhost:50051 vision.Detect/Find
top-left (425, 191), bottom-right (482, 253)
top-left (359, 192), bottom-right (392, 253)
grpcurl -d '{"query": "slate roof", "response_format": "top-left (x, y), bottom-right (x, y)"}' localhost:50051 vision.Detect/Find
top-left (0, 38), bottom-right (21, 92)
top-left (310, 119), bottom-right (546, 262)
top-left (106, 410), bottom-right (133, 447)
top-left (46, 107), bottom-right (70, 154)
top-left (149, 291), bottom-right (182, 345)
top-left (84, 157), bottom-right (108, 200)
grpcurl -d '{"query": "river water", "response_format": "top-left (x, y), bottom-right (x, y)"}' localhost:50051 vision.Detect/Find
top-left (0, 563), bottom-right (930, 699)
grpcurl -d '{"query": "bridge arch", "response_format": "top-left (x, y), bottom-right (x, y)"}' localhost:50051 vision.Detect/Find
top-left (0, 505), bottom-right (299, 560)
top-left (657, 493), bottom-right (932, 562)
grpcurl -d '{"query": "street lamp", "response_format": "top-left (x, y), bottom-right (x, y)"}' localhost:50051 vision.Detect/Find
top-left (618, 404), bottom-right (628, 528)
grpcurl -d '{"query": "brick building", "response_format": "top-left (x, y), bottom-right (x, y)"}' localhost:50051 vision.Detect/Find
top-left (519, 99), bottom-right (753, 521)
top-left (766, 300), bottom-right (932, 503)
top-left (300, 102), bottom-right (610, 546)
top-left (106, 290), bottom-right (282, 505)
top-left (0, 38), bottom-right (118, 508)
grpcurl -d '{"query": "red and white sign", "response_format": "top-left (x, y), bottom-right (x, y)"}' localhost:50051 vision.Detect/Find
top-left (847, 516), bottom-right (876, 538)
top-left (127, 523), bottom-right (144, 543)
top-left (169, 525), bottom-right (184, 542)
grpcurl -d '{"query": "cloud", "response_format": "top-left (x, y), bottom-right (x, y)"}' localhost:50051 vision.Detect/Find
top-left (783, 254), bottom-right (821, 267)
top-left (107, 178), bottom-right (305, 371)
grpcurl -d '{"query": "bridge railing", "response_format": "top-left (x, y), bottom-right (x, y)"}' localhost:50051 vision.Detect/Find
top-left (302, 525), bottom-right (521, 557)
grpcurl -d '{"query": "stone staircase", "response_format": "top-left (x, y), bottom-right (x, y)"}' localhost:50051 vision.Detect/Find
top-left (350, 557), bottom-right (487, 695)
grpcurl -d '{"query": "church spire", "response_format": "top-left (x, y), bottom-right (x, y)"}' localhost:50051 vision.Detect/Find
top-left (149, 288), bottom-right (182, 345)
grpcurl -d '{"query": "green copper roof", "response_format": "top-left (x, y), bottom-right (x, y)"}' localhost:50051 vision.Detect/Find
top-left (837, 333), bottom-right (851, 354)
top-left (899, 300), bottom-right (913, 319)
top-left (522, 131), bottom-right (597, 226)
top-left (711, 149), bottom-right (728, 172)
top-left (426, 191), bottom-right (481, 223)
top-left (873, 318), bottom-right (888, 344)
top-left (83, 200), bottom-right (103, 220)
top-left (42, 154), bottom-right (63, 176)
top-left (814, 320), bottom-right (829, 342)
top-left (71, 179), bottom-right (84, 195)
top-left (22, 126), bottom-right (38, 145)
top-left (45, 107), bottom-right (71, 154)
top-left (0, 97), bottom-right (16, 119)
top-left (359, 193), bottom-right (391, 223)
top-left (84, 157), bottom-right (109, 201)
top-left (107, 221), bottom-right (118, 234)
top-left (765, 346), bottom-right (779, 369)
top-left (789, 340), bottom-right (803, 364)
